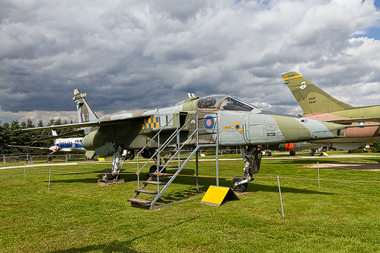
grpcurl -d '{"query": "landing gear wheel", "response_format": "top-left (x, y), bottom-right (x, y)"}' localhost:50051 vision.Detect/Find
top-left (290, 151), bottom-right (296, 156)
top-left (149, 164), bottom-right (166, 174)
top-left (102, 169), bottom-right (113, 181)
top-left (231, 176), bottom-right (248, 192)
top-left (149, 165), bottom-right (157, 174)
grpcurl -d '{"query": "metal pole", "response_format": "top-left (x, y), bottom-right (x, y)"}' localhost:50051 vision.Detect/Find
top-left (196, 150), bottom-right (199, 192)
top-left (65, 155), bottom-right (68, 163)
top-left (3, 154), bottom-right (6, 167)
top-left (277, 175), bottom-right (284, 218)
top-left (48, 169), bottom-right (52, 191)
top-left (216, 114), bottom-right (219, 186)
top-left (157, 132), bottom-right (160, 172)
top-left (318, 162), bottom-right (320, 187)
top-left (137, 154), bottom-right (140, 189)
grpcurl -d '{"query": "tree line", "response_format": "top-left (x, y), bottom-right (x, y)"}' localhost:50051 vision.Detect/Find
top-left (0, 118), bottom-right (76, 154)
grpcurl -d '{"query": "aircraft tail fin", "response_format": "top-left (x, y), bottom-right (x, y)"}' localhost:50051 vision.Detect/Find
top-left (282, 72), bottom-right (353, 115)
top-left (52, 130), bottom-right (58, 145)
top-left (72, 89), bottom-right (99, 123)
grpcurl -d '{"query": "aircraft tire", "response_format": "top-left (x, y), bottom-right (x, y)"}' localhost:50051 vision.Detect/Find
top-left (149, 165), bottom-right (157, 174)
top-left (231, 176), bottom-right (248, 192)
top-left (102, 169), bottom-right (113, 181)
top-left (150, 165), bottom-right (166, 174)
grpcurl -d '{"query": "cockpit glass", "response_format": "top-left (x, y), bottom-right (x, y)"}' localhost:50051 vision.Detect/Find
top-left (219, 96), bottom-right (254, 111)
top-left (197, 96), bottom-right (220, 109)
top-left (197, 95), bottom-right (254, 111)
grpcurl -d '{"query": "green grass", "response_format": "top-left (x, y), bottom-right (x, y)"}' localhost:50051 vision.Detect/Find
top-left (1, 153), bottom-right (380, 252)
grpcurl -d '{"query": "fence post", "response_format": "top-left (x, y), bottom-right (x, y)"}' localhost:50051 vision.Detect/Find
top-left (318, 162), bottom-right (320, 187)
top-left (3, 154), bottom-right (5, 167)
top-left (277, 175), bottom-right (284, 218)
top-left (48, 169), bottom-right (52, 191)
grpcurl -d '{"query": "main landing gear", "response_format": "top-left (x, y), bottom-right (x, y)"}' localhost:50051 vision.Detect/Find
top-left (101, 146), bottom-right (134, 181)
top-left (231, 146), bottom-right (262, 192)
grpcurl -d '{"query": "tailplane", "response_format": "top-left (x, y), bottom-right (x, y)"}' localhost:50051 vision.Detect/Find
top-left (282, 72), bottom-right (353, 115)
top-left (72, 89), bottom-right (99, 123)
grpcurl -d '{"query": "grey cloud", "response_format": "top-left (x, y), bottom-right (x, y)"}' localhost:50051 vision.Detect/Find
top-left (1, 0), bottom-right (380, 124)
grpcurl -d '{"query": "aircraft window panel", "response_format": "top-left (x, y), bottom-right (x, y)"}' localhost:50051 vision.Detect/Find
top-left (220, 97), bottom-right (254, 111)
top-left (197, 97), bottom-right (218, 109)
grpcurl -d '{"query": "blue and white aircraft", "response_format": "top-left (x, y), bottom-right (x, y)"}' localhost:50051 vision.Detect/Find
top-left (9, 130), bottom-right (86, 155)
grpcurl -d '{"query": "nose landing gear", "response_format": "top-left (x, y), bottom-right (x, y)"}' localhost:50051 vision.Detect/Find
top-left (231, 146), bottom-right (262, 192)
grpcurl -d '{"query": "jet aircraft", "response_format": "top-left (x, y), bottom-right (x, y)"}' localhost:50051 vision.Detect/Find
top-left (9, 130), bottom-right (85, 161)
top-left (19, 88), bottom-right (352, 194)
top-left (282, 71), bottom-right (380, 150)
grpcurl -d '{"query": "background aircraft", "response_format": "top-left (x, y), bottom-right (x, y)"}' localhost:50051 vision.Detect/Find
top-left (9, 130), bottom-right (85, 161)
top-left (282, 71), bottom-right (380, 150)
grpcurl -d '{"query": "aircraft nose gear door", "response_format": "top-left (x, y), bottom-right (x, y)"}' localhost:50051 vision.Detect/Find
top-left (231, 146), bottom-right (262, 192)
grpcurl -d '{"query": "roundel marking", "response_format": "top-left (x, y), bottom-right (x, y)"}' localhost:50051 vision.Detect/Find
top-left (204, 115), bottom-right (215, 129)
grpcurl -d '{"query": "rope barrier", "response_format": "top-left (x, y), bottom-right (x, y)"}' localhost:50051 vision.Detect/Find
top-left (1, 168), bottom-right (380, 183)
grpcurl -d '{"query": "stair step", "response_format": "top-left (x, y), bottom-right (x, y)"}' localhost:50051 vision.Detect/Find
top-left (143, 180), bottom-right (167, 185)
top-left (127, 198), bottom-right (152, 205)
top-left (169, 150), bottom-right (191, 153)
top-left (135, 189), bottom-right (158, 195)
top-left (150, 173), bottom-right (172, 179)
top-left (159, 165), bottom-right (178, 168)
top-left (163, 157), bottom-right (187, 161)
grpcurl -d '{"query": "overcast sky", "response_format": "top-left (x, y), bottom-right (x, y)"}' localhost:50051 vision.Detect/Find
top-left (1, 0), bottom-right (380, 124)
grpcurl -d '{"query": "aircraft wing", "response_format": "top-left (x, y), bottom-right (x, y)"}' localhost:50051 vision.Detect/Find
top-left (18, 114), bottom-right (150, 132)
top-left (33, 129), bottom-right (85, 143)
top-left (326, 117), bottom-right (380, 124)
top-left (8, 145), bottom-right (51, 151)
top-left (17, 121), bottom-right (101, 132)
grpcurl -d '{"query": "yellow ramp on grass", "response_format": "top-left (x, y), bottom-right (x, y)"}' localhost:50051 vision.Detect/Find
top-left (201, 185), bottom-right (239, 206)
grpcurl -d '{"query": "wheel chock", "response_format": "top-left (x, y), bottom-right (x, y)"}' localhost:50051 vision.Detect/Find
top-left (200, 185), bottom-right (239, 206)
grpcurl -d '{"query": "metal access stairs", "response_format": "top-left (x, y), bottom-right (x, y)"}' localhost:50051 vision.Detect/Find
top-left (127, 111), bottom-right (219, 209)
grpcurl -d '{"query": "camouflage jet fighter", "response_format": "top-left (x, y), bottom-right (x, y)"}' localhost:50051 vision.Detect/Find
top-left (21, 89), bottom-right (349, 192)
top-left (282, 71), bottom-right (380, 150)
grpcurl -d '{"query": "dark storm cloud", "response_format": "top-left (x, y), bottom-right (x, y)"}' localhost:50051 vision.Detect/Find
top-left (0, 0), bottom-right (380, 124)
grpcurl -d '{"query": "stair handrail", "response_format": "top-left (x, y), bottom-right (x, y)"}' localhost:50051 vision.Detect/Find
top-left (151, 112), bottom-right (218, 196)
top-left (136, 112), bottom-right (188, 173)
top-left (136, 111), bottom-right (199, 185)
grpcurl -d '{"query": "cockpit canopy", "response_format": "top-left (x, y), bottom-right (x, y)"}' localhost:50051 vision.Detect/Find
top-left (197, 95), bottom-right (255, 111)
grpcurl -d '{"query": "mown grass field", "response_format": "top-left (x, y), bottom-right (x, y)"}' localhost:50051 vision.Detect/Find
top-left (1, 152), bottom-right (380, 252)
